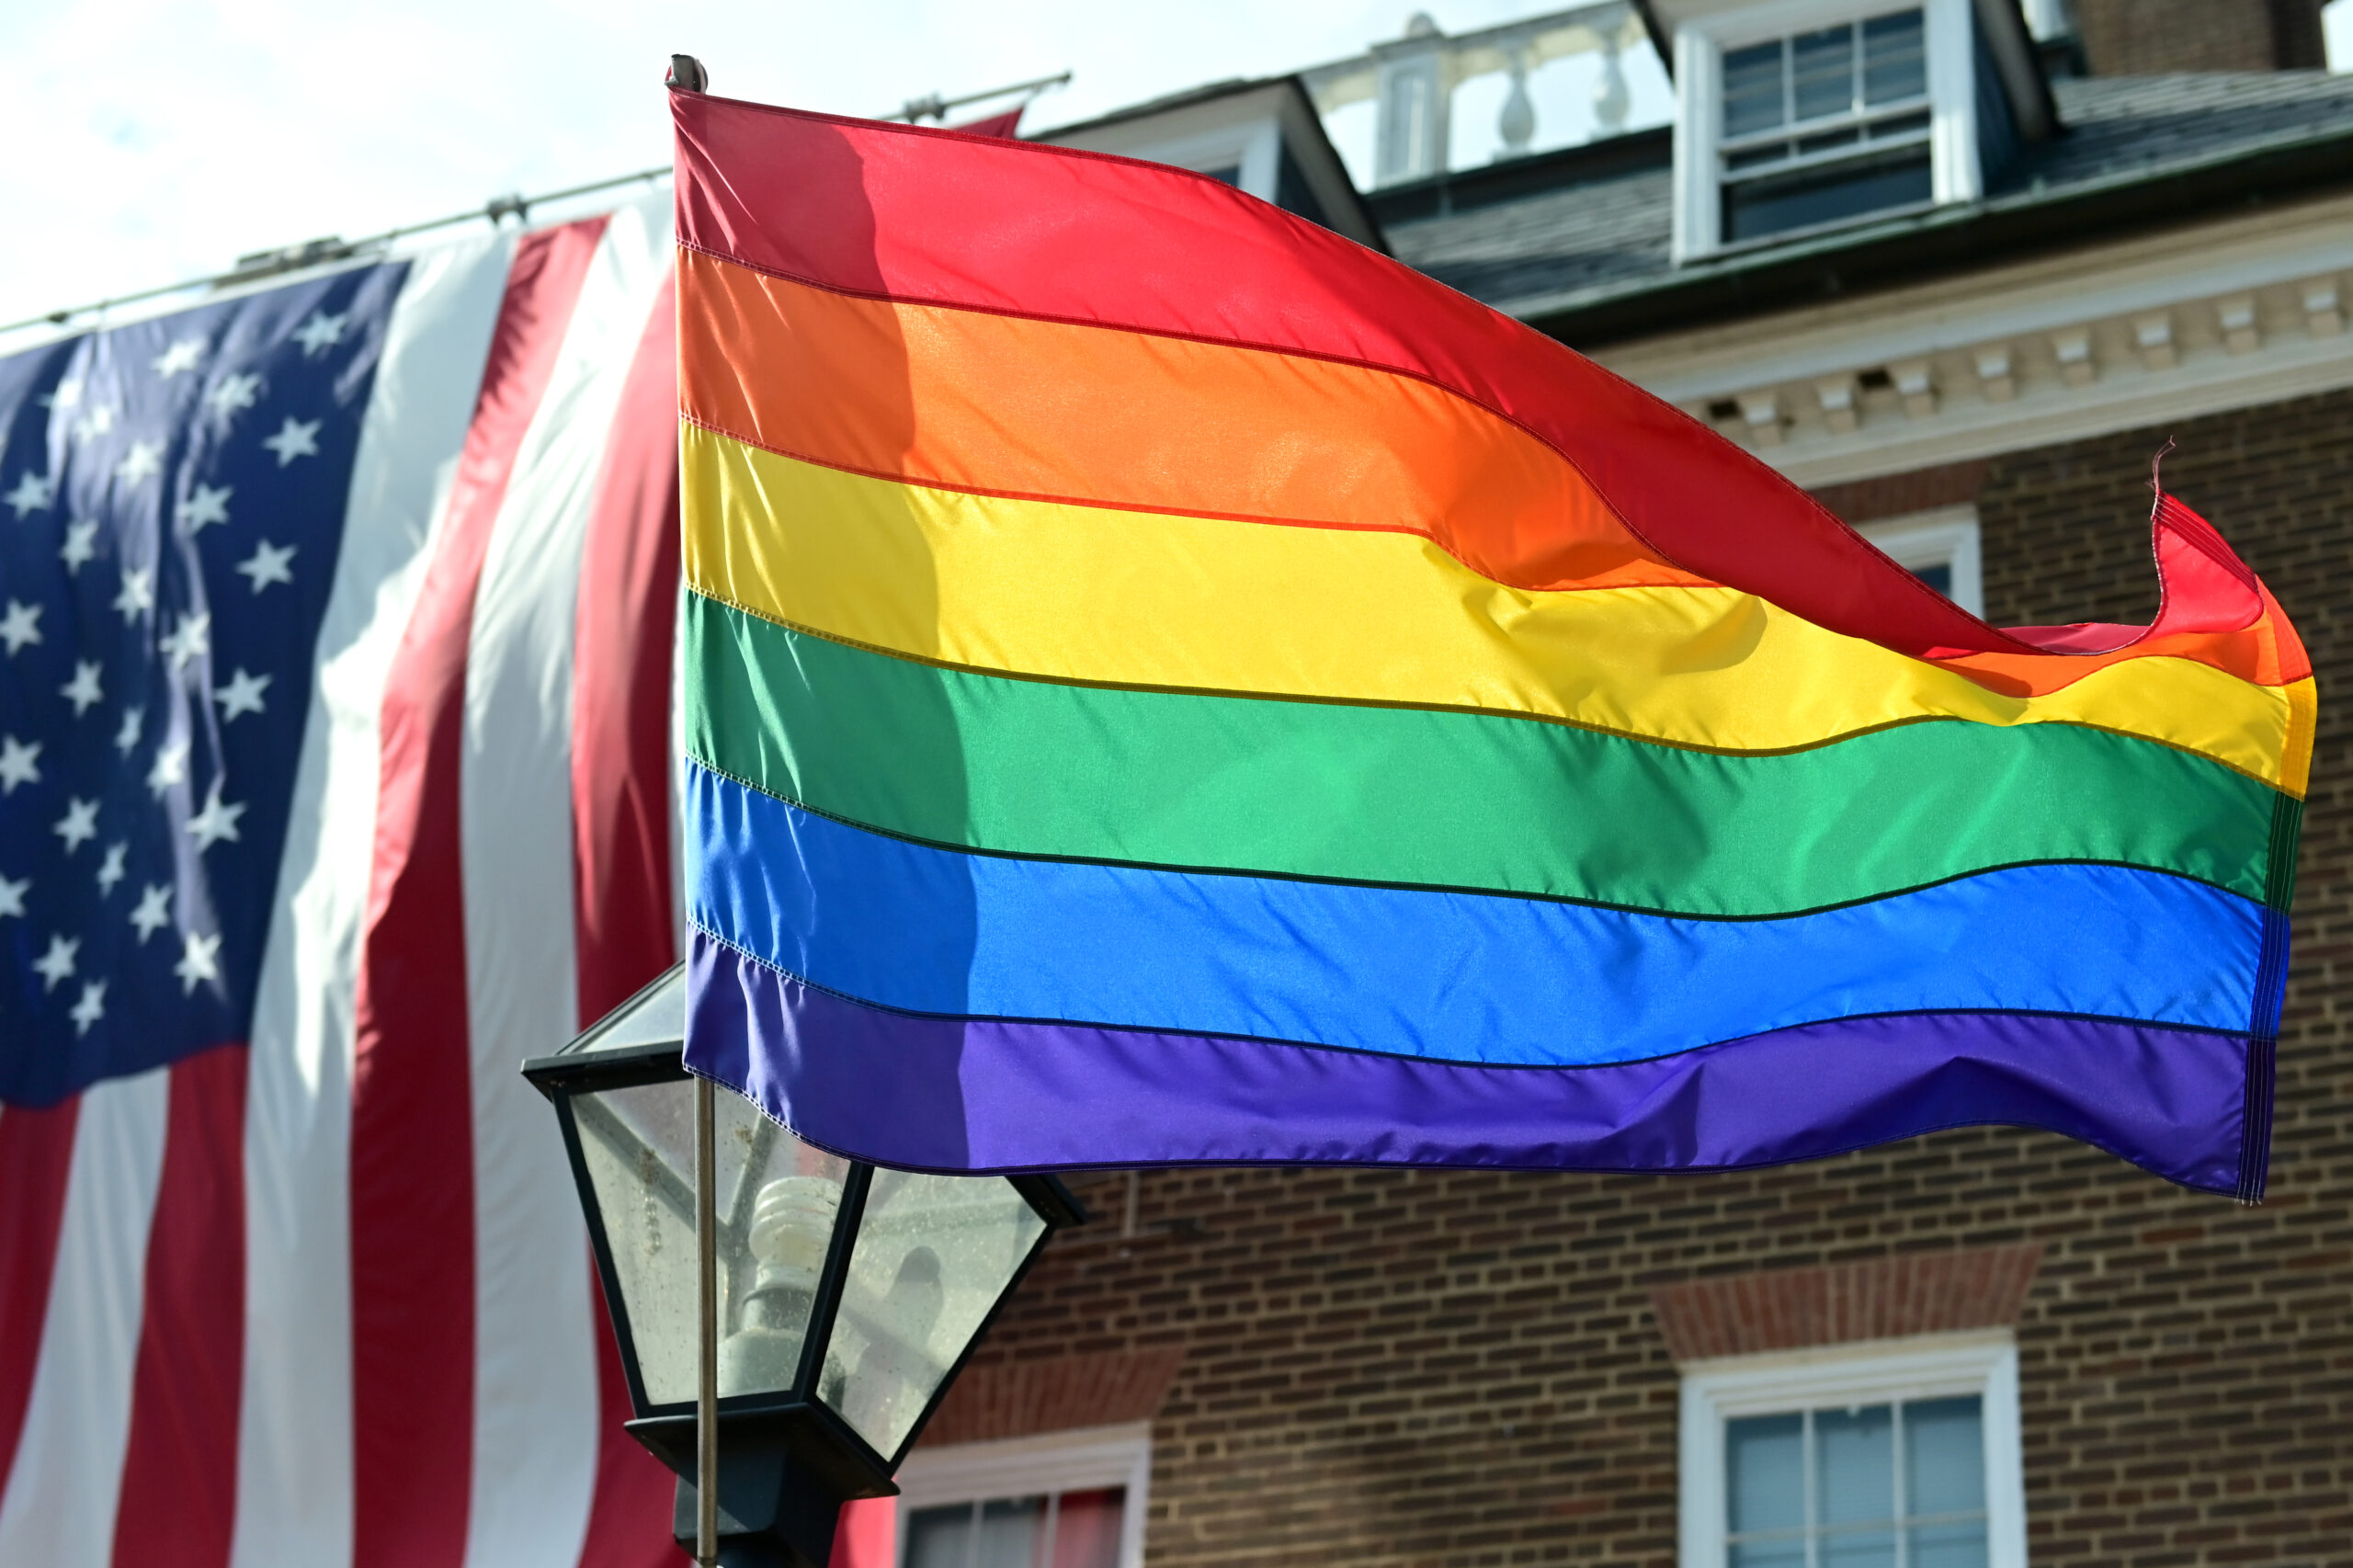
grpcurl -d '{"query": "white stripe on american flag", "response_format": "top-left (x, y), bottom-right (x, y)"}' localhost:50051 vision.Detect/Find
top-left (0, 1072), bottom-right (171, 1562)
top-left (230, 230), bottom-right (522, 1568)
top-left (0, 1100), bottom-right (78, 1497)
top-left (460, 190), bottom-right (676, 1568)
top-left (353, 216), bottom-right (609, 1568)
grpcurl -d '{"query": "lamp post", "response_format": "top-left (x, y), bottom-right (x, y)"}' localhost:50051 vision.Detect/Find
top-left (523, 966), bottom-right (1086, 1567)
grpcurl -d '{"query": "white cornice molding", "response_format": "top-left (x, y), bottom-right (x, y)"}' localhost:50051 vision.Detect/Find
top-left (1594, 193), bottom-right (2353, 489)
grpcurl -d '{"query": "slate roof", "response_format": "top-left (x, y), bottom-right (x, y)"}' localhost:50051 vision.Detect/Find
top-left (2036, 70), bottom-right (2353, 191)
top-left (1378, 70), bottom-right (2353, 335)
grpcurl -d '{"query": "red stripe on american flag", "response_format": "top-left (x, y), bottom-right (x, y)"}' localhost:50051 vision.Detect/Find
top-left (108, 1045), bottom-right (250, 1568)
top-left (0, 1100), bottom-right (79, 1495)
top-left (349, 217), bottom-right (608, 1568)
top-left (570, 270), bottom-right (689, 1568)
top-left (572, 271), bottom-right (682, 1031)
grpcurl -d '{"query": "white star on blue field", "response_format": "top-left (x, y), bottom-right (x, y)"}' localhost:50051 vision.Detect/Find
top-left (0, 267), bottom-right (406, 1102)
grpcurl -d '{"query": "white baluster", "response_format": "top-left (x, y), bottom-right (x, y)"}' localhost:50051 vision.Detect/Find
top-left (1593, 31), bottom-right (1631, 136)
top-left (1498, 47), bottom-right (1537, 158)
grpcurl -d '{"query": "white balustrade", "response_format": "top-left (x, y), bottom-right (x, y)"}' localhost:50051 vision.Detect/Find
top-left (1302, 3), bottom-right (1648, 187)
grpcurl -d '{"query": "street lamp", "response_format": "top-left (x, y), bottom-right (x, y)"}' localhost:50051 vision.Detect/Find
top-left (523, 965), bottom-right (1086, 1567)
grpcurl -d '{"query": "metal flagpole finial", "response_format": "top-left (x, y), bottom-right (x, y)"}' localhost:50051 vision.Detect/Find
top-left (668, 54), bottom-right (709, 93)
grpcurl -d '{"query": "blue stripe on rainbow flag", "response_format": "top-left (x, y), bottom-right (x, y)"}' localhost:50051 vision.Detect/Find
top-left (686, 762), bottom-right (2267, 1068)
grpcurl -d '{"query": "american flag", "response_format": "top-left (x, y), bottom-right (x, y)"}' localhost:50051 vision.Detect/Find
top-left (0, 194), bottom-right (695, 1566)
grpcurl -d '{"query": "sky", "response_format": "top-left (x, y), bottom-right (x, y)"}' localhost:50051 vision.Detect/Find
top-left (0, 1), bottom-right (1669, 339)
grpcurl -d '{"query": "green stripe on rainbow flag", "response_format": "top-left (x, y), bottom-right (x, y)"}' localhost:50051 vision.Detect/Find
top-left (686, 590), bottom-right (2282, 919)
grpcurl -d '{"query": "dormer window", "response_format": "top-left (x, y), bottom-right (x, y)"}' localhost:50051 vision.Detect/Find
top-left (1665, 0), bottom-right (2031, 261)
top-left (1032, 79), bottom-right (1383, 251)
top-left (1718, 9), bottom-right (1930, 241)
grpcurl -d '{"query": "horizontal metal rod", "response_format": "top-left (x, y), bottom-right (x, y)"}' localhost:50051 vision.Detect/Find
top-left (0, 162), bottom-right (671, 340)
top-left (884, 68), bottom-right (1071, 123)
top-left (1, 69), bottom-right (1070, 341)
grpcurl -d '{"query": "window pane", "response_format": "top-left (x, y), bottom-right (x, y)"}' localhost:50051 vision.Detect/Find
top-left (904, 1504), bottom-right (975, 1568)
top-left (1910, 1520), bottom-right (1990, 1568)
top-left (1863, 10), bottom-right (1927, 104)
top-left (1791, 26), bottom-right (1855, 121)
top-left (1731, 1543), bottom-right (1808, 1568)
top-left (1051, 1488), bottom-right (1127, 1568)
top-left (1909, 562), bottom-right (1953, 598)
top-left (1816, 1406), bottom-right (1894, 1526)
top-left (1722, 41), bottom-right (1786, 136)
top-left (973, 1495), bottom-right (1047, 1568)
top-left (1727, 1413), bottom-right (1805, 1534)
top-left (1905, 1396), bottom-right (1986, 1517)
top-left (1822, 1529), bottom-right (1897, 1568)
top-left (1725, 142), bottom-right (1793, 171)
top-left (1722, 148), bottom-right (1932, 241)
top-left (1796, 127), bottom-right (1862, 157)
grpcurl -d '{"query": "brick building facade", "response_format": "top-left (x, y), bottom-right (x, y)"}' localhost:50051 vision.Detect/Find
top-left (895, 5), bottom-right (2353, 1565)
top-left (2069, 0), bottom-right (2325, 77)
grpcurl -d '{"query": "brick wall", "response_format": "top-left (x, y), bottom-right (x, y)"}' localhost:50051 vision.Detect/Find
top-left (924, 387), bottom-right (2353, 1566)
top-left (1648, 1244), bottom-right (2043, 1360)
top-left (2067, 0), bottom-right (2323, 75)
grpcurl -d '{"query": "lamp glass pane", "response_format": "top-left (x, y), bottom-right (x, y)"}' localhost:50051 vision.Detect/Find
top-left (818, 1168), bottom-right (1047, 1458)
top-left (570, 1075), bottom-right (847, 1407)
top-left (561, 964), bottom-right (685, 1055)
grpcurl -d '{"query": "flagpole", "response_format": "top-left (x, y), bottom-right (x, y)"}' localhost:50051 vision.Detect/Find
top-left (668, 50), bottom-right (721, 1566)
top-left (695, 1074), bottom-right (719, 1566)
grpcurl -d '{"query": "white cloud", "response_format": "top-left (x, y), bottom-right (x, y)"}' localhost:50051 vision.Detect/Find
top-left (0, 1), bottom-right (1638, 329)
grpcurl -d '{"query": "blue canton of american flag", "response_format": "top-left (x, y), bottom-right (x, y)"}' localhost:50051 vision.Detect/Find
top-left (0, 264), bottom-right (405, 1103)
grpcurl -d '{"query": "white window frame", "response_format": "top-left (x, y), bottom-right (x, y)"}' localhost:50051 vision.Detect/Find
top-left (1671, 0), bottom-right (1981, 261)
top-left (892, 1421), bottom-right (1153, 1568)
top-left (1860, 504), bottom-right (1984, 617)
top-left (1677, 1329), bottom-right (2027, 1568)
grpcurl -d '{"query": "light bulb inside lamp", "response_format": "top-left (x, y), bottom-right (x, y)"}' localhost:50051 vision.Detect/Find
top-left (719, 1175), bottom-right (841, 1396)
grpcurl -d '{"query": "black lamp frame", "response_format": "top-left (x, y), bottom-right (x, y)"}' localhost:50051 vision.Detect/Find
top-left (521, 968), bottom-right (1086, 1567)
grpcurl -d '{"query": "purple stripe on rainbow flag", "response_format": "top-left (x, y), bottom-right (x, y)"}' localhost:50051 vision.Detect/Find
top-left (685, 932), bottom-right (2258, 1197)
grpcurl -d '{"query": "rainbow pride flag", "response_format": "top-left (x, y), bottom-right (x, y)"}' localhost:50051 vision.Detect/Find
top-left (672, 92), bottom-right (2311, 1199)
